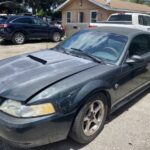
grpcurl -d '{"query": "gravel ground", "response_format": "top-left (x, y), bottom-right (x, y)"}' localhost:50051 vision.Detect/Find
top-left (0, 40), bottom-right (58, 59)
top-left (0, 40), bottom-right (150, 150)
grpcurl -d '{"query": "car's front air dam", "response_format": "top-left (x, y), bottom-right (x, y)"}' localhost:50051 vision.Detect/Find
top-left (0, 111), bottom-right (74, 148)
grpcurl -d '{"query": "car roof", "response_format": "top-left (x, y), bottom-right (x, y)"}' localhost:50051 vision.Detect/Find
top-left (93, 26), bottom-right (149, 37)
top-left (4, 15), bottom-right (36, 23)
top-left (7, 15), bottom-right (33, 18)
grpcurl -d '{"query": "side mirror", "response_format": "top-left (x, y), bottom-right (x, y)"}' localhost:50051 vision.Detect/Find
top-left (126, 55), bottom-right (144, 64)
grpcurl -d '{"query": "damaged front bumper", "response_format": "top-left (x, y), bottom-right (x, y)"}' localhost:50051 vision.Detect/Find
top-left (0, 111), bottom-right (74, 148)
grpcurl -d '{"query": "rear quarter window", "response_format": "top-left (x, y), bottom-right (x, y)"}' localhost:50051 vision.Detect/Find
top-left (108, 15), bottom-right (132, 21)
top-left (139, 15), bottom-right (150, 26)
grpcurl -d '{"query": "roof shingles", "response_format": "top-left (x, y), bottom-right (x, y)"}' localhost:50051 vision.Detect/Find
top-left (94, 0), bottom-right (150, 13)
top-left (57, 0), bottom-right (150, 13)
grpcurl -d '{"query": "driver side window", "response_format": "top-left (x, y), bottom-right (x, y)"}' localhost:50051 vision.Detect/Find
top-left (38, 18), bottom-right (47, 26)
top-left (33, 18), bottom-right (47, 26)
top-left (129, 34), bottom-right (150, 57)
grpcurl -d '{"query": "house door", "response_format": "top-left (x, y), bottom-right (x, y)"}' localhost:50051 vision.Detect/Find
top-left (78, 12), bottom-right (84, 23)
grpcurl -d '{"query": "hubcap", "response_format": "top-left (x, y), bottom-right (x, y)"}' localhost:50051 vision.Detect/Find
top-left (15, 33), bottom-right (25, 44)
top-left (82, 100), bottom-right (105, 136)
top-left (54, 33), bottom-right (60, 42)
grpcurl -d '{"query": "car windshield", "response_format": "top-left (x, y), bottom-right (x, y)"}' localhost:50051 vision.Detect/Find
top-left (58, 30), bottom-right (128, 63)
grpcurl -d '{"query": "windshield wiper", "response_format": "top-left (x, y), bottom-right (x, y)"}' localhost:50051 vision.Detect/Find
top-left (70, 48), bottom-right (104, 64)
top-left (52, 47), bottom-right (104, 64)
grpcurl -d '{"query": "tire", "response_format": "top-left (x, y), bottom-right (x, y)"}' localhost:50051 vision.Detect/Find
top-left (12, 32), bottom-right (26, 45)
top-left (51, 32), bottom-right (61, 42)
top-left (70, 93), bottom-right (108, 144)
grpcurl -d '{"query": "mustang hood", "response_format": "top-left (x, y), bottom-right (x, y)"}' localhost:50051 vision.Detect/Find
top-left (0, 50), bottom-right (97, 101)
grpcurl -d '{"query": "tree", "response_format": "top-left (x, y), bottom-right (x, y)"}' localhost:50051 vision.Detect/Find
top-left (24, 0), bottom-right (40, 14)
top-left (0, 0), bottom-right (66, 16)
top-left (23, 0), bottom-right (66, 15)
top-left (0, 0), bottom-right (27, 14)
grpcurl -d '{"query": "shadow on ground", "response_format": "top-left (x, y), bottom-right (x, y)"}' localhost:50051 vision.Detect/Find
top-left (0, 39), bottom-right (52, 46)
top-left (0, 88), bottom-right (149, 150)
top-left (107, 88), bottom-right (150, 123)
top-left (0, 138), bottom-right (85, 150)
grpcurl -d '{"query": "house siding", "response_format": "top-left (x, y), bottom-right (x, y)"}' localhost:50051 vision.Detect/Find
top-left (61, 0), bottom-right (115, 26)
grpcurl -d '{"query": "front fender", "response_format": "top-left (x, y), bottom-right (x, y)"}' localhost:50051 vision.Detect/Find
top-left (73, 80), bottom-right (111, 108)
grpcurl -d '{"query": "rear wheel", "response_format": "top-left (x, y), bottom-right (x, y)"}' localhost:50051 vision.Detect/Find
top-left (12, 32), bottom-right (26, 45)
top-left (70, 93), bottom-right (108, 144)
top-left (52, 32), bottom-right (61, 42)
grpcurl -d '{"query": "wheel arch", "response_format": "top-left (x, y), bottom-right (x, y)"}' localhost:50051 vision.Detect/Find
top-left (11, 30), bottom-right (29, 40)
top-left (74, 80), bottom-right (112, 114)
top-left (68, 81), bottom-right (112, 137)
top-left (75, 89), bottom-right (112, 118)
top-left (51, 28), bottom-right (63, 37)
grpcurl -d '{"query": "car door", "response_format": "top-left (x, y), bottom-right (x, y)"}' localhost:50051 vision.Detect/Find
top-left (11, 17), bottom-right (36, 39)
top-left (112, 34), bottom-right (150, 104)
top-left (23, 17), bottom-right (40, 39)
top-left (32, 18), bottom-right (49, 39)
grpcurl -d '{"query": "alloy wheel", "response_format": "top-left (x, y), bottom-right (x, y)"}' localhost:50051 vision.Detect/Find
top-left (14, 33), bottom-right (25, 44)
top-left (82, 100), bottom-right (105, 136)
top-left (53, 32), bottom-right (61, 42)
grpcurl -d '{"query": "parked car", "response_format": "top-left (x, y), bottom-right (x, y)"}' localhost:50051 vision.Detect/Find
top-left (0, 27), bottom-right (150, 148)
top-left (0, 16), bottom-right (7, 23)
top-left (49, 20), bottom-right (65, 33)
top-left (66, 13), bottom-right (150, 37)
top-left (90, 13), bottom-right (150, 32)
top-left (0, 16), bottom-right (65, 44)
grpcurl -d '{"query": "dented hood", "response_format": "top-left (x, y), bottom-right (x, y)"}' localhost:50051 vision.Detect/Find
top-left (0, 50), bottom-right (97, 101)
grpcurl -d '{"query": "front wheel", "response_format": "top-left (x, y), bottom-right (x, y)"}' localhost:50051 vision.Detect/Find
top-left (70, 93), bottom-right (108, 144)
top-left (51, 32), bottom-right (61, 42)
top-left (12, 32), bottom-right (26, 45)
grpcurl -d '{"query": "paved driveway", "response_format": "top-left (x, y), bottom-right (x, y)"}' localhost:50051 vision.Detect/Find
top-left (0, 41), bottom-right (150, 150)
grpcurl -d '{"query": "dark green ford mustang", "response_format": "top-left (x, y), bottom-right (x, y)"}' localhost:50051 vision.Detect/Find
top-left (0, 27), bottom-right (150, 148)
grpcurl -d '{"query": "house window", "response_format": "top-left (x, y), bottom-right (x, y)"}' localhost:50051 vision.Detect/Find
top-left (90, 11), bottom-right (98, 23)
top-left (78, 12), bottom-right (84, 23)
top-left (67, 11), bottom-right (72, 23)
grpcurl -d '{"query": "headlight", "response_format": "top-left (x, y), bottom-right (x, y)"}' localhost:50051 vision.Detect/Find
top-left (0, 100), bottom-right (55, 118)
